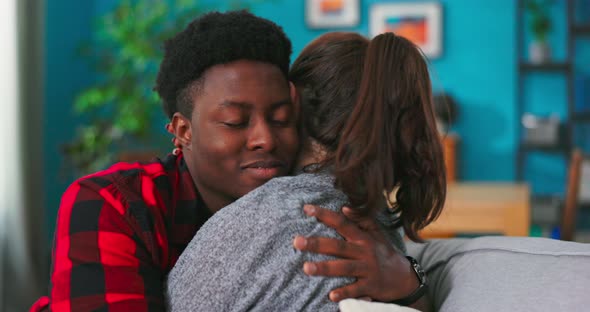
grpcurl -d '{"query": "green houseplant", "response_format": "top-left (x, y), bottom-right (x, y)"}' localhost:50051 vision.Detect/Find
top-left (525, 0), bottom-right (553, 63)
top-left (63, 0), bottom-right (265, 175)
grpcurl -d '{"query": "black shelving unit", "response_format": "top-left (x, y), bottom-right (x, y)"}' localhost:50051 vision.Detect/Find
top-left (572, 111), bottom-right (590, 121)
top-left (516, 0), bottom-right (590, 181)
top-left (519, 62), bottom-right (572, 72)
top-left (519, 142), bottom-right (570, 153)
top-left (572, 24), bottom-right (590, 35)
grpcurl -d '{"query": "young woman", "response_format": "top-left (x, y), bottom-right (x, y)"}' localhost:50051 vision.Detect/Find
top-left (166, 31), bottom-right (446, 311)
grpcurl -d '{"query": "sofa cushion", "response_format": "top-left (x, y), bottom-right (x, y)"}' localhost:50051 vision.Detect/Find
top-left (407, 236), bottom-right (590, 312)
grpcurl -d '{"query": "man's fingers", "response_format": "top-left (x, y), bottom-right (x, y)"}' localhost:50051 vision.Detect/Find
top-left (341, 206), bottom-right (363, 221)
top-left (302, 259), bottom-right (368, 277)
top-left (293, 236), bottom-right (363, 258)
top-left (303, 205), bottom-right (366, 240)
top-left (328, 281), bottom-right (370, 302)
top-left (341, 206), bottom-right (381, 232)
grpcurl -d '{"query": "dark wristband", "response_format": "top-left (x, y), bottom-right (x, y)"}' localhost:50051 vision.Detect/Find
top-left (389, 256), bottom-right (428, 306)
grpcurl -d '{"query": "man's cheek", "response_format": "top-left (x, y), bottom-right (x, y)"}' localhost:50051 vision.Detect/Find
top-left (197, 129), bottom-right (238, 153)
top-left (285, 129), bottom-right (300, 152)
top-left (208, 137), bottom-right (235, 153)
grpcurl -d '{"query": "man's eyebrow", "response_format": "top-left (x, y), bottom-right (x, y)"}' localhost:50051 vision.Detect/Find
top-left (270, 98), bottom-right (293, 109)
top-left (218, 99), bottom-right (292, 110)
top-left (219, 101), bottom-right (251, 109)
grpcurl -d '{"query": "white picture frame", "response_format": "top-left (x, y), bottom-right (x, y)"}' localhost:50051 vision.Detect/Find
top-left (306, 0), bottom-right (360, 28)
top-left (370, 2), bottom-right (442, 58)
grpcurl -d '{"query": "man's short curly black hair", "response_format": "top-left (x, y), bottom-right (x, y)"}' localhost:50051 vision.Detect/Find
top-left (155, 10), bottom-right (292, 119)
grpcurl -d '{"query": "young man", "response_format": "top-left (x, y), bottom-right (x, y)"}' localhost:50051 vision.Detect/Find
top-left (32, 11), bottom-right (422, 312)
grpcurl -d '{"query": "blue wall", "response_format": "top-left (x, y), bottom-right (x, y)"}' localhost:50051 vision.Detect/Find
top-left (44, 0), bottom-right (97, 237)
top-left (256, 0), bottom-right (588, 195)
top-left (44, 0), bottom-right (588, 238)
top-left (254, 0), bottom-right (521, 184)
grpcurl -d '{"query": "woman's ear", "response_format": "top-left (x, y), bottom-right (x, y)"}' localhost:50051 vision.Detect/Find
top-left (289, 81), bottom-right (300, 121)
top-left (170, 112), bottom-right (192, 150)
top-left (289, 81), bottom-right (298, 105)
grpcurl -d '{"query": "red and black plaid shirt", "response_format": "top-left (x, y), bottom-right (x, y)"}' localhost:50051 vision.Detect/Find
top-left (31, 152), bottom-right (212, 311)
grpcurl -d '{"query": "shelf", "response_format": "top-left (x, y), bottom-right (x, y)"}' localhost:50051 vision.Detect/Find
top-left (519, 62), bottom-right (572, 72)
top-left (572, 111), bottom-right (590, 122)
top-left (572, 24), bottom-right (590, 35)
top-left (520, 142), bottom-right (569, 153)
top-left (515, 1), bottom-right (587, 183)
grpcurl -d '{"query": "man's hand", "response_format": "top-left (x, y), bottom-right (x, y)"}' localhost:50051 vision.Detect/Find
top-left (293, 205), bottom-right (418, 303)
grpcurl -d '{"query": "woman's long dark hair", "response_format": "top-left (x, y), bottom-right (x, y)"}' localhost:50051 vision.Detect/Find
top-left (290, 32), bottom-right (446, 242)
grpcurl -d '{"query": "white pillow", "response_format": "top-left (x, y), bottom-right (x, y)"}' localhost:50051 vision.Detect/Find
top-left (339, 299), bottom-right (419, 312)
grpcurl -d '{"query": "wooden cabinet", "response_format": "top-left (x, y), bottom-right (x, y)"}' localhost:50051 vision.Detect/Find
top-left (442, 134), bottom-right (459, 182)
top-left (421, 183), bottom-right (531, 238)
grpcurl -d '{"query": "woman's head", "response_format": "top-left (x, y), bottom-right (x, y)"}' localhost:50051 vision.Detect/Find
top-left (155, 11), bottom-right (299, 212)
top-left (290, 32), bottom-right (446, 241)
top-left (290, 32), bottom-right (368, 152)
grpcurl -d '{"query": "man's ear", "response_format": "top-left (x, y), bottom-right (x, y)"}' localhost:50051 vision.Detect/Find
top-left (170, 112), bottom-right (192, 150)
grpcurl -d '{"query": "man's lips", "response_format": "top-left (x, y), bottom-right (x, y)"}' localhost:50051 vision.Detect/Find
top-left (241, 160), bottom-right (286, 169)
top-left (241, 160), bottom-right (287, 181)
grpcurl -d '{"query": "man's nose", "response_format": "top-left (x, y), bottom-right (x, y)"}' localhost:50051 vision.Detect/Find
top-left (246, 119), bottom-right (277, 152)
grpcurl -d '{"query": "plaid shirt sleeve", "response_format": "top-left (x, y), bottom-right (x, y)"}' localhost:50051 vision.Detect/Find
top-left (43, 176), bottom-right (166, 312)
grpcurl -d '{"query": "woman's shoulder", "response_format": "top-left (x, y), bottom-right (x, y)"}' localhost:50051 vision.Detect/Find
top-left (208, 173), bottom-right (345, 225)
top-left (255, 173), bottom-right (346, 208)
top-left (262, 172), bottom-right (335, 193)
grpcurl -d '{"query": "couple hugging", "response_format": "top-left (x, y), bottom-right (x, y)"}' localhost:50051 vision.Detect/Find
top-left (33, 10), bottom-right (445, 312)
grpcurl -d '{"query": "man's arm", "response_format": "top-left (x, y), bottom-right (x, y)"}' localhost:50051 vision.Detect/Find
top-left (293, 205), bottom-right (432, 312)
top-left (48, 181), bottom-right (164, 312)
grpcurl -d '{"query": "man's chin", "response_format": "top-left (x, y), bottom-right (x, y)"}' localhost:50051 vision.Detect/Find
top-left (238, 175), bottom-right (282, 195)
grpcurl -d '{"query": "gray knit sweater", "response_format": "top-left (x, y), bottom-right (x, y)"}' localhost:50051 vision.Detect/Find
top-left (166, 173), bottom-right (405, 312)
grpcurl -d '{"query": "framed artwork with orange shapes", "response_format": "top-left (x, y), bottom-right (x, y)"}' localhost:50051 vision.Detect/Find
top-left (370, 2), bottom-right (443, 58)
top-left (306, 0), bottom-right (360, 28)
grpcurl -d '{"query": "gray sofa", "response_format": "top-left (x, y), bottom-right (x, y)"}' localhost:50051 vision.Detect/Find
top-left (406, 236), bottom-right (590, 312)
